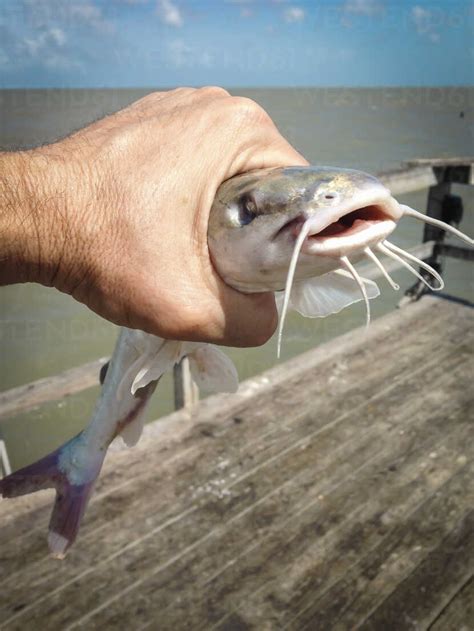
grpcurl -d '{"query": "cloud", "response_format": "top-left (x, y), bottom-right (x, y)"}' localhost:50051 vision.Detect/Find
top-left (11, 24), bottom-right (85, 71)
top-left (166, 38), bottom-right (191, 66)
top-left (342, 0), bottom-right (384, 15)
top-left (166, 38), bottom-right (213, 67)
top-left (157, 0), bottom-right (183, 27)
top-left (22, 0), bottom-right (114, 33)
top-left (240, 7), bottom-right (253, 18)
top-left (283, 6), bottom-right (305, 23)
top-left (411, 6), bottom-right (440, 43)
top-left (23, 27), bottom-right (65, 56)
top-left (0, 0), bottom-right (115, 75)
top-left (21, 27), bottom-right (83, 69)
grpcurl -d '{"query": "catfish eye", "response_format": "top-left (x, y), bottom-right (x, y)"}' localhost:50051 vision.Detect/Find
top-left (239, 196), bottom-right (258, 226)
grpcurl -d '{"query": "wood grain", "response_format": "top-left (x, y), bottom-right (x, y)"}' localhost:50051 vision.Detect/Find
top-left (0, 296), bottom-right (472, 630)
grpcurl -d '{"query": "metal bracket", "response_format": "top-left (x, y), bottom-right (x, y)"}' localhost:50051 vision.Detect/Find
top-left (403, 164), bottom-right (471, 303)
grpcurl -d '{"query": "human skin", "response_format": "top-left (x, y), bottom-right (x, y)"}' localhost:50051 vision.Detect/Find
top-left (0, 87), bottom-right (308, 347)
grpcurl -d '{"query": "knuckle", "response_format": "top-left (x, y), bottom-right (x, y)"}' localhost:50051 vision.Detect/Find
top-left (229, 96), bottom-right (271, 124)
top-left (143, 91), bottom-right (164, 103)
top-left (198, 85), bottom-right (230, 98)
top-left (130, 91), bottom-right (163, 110)
top-left (170, 86), bottom-right (195, 97)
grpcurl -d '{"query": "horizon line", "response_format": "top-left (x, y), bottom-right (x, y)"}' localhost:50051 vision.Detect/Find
top-left (1, 84), bottom-right (473, 91)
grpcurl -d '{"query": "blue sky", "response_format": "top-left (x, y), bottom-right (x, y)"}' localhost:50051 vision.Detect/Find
top-left (0, 0), bottom-right (472, 88)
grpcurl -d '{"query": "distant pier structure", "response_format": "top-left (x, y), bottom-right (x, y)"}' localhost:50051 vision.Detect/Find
top-left (0, 158), bottom-right (473, 630)
top-left (386, 158), bottom-right (474, 302)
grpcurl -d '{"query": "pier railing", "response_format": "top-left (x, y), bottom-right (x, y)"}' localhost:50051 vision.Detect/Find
top-left (1, 157), bottom-right (472, 471)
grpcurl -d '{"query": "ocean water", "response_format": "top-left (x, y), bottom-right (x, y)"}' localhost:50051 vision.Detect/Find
top-left (1, 87), bottom-right (473, 469)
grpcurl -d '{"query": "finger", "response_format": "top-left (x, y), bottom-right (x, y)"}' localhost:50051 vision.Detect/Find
top-left (130, 284), bottom-right (278, 348)
top-left (235, 112), bottom-right (309, 171)
top-left (127, 87), bottom-right (197, 114)
top-left (217, 289), bottom-right (278, 348)
top-left (234, 137), bottom-right (309, 175)
top-left (150, 86), bottom-right (230, 113)
top-left (214, 98), bottom-right (309, 176)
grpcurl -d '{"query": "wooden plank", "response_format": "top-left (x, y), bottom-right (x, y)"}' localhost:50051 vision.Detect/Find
top-left (0, 440), bottom-right (11, 476)
top-left (0, 297), bottom-right (472, 631)
top-left (173, 357), bottom-right (199, 411)
top-left (208, 368), bottom-right (473, 631)
top-left (0, 298), bottom-right (470, 628)
top-left (0, 357), bottom-right (107, 421)
top-left (1, 310), bottom-right (446, 609)
top-left (0, 297), bottom-right (462, 573)
top-left (429, 575), bottom-right (474, 631)
top-left (405, 157), bottom-right (474, 167)
top-left (359, 512), bottom-right (474, 631)
top-left (378, 166), bottom-right (436, 194)
top-left (283, 463), bottom-right (474, 631)
top-left (15, 376), bottom-right (470, 631)
top-left (155, 399), bottom-right (473, 631)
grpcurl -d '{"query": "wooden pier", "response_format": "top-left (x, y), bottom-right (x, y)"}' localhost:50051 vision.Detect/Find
top-left (0, 295), bottom-right (472, 630)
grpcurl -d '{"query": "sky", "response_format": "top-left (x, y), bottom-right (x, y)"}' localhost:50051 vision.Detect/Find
top-left (0, 0), bottom-right (473, 88)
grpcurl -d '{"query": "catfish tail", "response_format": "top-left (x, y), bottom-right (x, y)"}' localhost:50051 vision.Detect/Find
top-left (0, 434), bottom-right (104, 559)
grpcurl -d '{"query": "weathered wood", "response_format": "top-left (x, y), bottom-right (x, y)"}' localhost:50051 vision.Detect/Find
top-left (437, 242), bottom-right (474, 262)
top-left (405, 158), bottom-right (474, 186)
top-left (405, 157), bottom-right (474, 167)
top-left (0, 296), bottom-right (472, 630)
top-left (281, 466), bottom-right (474, 631)
top-left (0, 440), bottom-right (11, 476)
top-left (0, 357), bottom-right (108, 421)
top-left (378, 166), bottom-right (436, 194)
top-left (359, 511), bottom-right (474, 631)
top-left (429, 575), bottom-right (474, 631)
top-left (173, 357), bottom-right (199, 411)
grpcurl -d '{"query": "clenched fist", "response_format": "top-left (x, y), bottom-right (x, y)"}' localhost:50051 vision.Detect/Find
top-left (0, 87), bottom-right (308, 346)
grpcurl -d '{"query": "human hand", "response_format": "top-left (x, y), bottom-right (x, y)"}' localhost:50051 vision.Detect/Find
top-left (0, 87), bottom-right (308, 346)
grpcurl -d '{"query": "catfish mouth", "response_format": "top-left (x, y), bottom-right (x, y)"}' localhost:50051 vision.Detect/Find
top-left (311, 205), bottom-right (387, 239)
top-left (276, 202), bottom-right (397, 257)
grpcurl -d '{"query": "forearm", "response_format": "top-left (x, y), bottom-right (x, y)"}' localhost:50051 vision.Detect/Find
top-left (0, 148), bottom-right (90, 291)
top-left (1, 150), bottom-right (54, 285)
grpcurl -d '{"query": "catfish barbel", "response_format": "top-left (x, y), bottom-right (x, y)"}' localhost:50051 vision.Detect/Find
top-left (1, 166), bottom-right (472, 557)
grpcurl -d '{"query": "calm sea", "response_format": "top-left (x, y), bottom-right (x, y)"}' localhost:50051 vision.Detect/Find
top-left (1, 87), bottom-right (473, 468)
